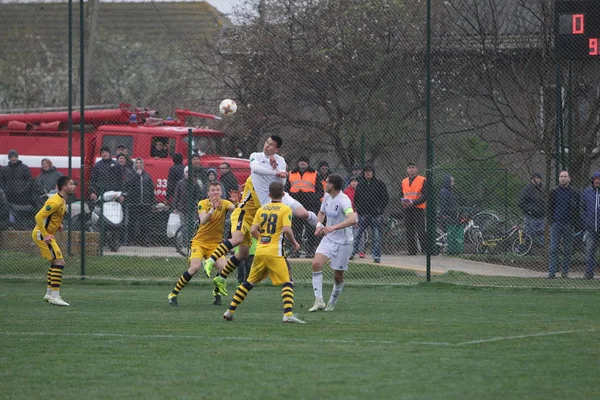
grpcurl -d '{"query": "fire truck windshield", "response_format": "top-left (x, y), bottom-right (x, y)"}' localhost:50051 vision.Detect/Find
top-left (182, 136), bottom-right (217, 156)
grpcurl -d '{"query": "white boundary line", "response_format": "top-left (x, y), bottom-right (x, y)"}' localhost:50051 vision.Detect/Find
top-left (410, 329), bottom-right (596, 346)
top-left (0, 329), bottom-right (594, 346)
top-left (0, 331), bottom-right (397, 345)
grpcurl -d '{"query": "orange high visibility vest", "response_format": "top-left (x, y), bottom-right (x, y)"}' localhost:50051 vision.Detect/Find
top-left (402, 175), bottom-right (426, 209)
top-left (289, 171), bottom-right (317, 193)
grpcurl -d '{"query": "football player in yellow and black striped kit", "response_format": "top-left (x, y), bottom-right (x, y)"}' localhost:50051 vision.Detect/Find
top-left (202, 175), bottom-right (260, 297)
top-left (32, 176), bottom-right (76, 306)
top-left (168, 182), bottom-right (236, 306)
top-left (223, 181), bottom-right (305, 324)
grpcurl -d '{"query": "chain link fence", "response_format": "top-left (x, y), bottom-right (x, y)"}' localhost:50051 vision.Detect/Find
top-left (1, 0), bottom-right (600, 289)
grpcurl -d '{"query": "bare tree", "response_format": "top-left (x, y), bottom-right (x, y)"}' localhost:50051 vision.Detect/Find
top-left (440, 0), bottom-right (600, 186)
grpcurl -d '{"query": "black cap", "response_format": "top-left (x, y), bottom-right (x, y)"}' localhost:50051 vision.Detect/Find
top-left (100, 146), bottom-right (110, 154)
top-left (364, 164), bottom-right (374, 172)
top-left (8, 149), bottom-right (18, 158)
top-left (532, 172), bottom-right (542, 179)
top-left (298, 155), bottom-right (309, 163)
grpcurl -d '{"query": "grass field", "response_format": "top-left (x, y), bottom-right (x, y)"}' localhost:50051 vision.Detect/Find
top-left (1, 279), bottom-right (599, 400)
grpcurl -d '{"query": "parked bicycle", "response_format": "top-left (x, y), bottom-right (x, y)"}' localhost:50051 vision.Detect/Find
top-left (476, 221), bottom-right (532, 256)
top-left (435, 208), bottom-right (499, 254)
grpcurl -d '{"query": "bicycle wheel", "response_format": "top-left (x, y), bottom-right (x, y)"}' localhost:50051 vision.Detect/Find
top-left (466, 226), bottom-right (482, 245)
top-left (512, 234), bottom-right (532, 256)
top-left (436, 228), bottom-right (448, 254)
top-left (471, 211), bottom-right (500, 241)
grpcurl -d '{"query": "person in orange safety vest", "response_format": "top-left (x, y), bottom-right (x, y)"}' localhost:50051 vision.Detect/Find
top-left (401, 162), bottom-right (428, 255)
top-left (286, 156), bottom-right (323, 257)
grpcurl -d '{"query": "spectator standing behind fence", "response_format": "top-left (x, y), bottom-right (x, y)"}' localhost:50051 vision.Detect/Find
top-left (353, 165), bottom-right (388, 263)
top-left (124, 158), bottom-right (155, 247)
top-left (438, 175), bottom-right (458, 233)
top-left (36, 158), bottom-right (64, 193)
top-left (547, 171), bottom-right (580, 279)
top-left (344, 164), bottom-right (363, 189)
top-left (166, 153), bottom-right (185, 205)
top-left (580, 171), bottom-right (600, 279)
top-left (286, 155), bottom-right (322, 258)
top-left (219, 162), bottom-right (239, 196)
top-left (401, 162), bottom-right (427, 255)
top-left (519, 172), bottom-right (546, 250)
top-left (344, 176), bottom-right (365, 259)
top-left (317, 161), bottom-right (330, 198)
top-left (116, 144), bottom-right (133, 167)
top-left (0, 149), bottom-right (33, 205)
top-left (172, 166), bottom-right (204, 242)
top-left (89, 146), bottom-right (120, 201)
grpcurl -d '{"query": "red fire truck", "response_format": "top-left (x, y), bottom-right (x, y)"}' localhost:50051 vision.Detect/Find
top-left (0, 103), bottom-right (250, 202)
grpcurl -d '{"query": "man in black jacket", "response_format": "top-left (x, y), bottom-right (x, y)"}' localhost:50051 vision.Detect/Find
top-left (0, 149), bottom-right (33, 205)
top-left (519, 172), bottom-right (546, 249)
top-left (547, 171), bottom-right (580, 278)
top-left (124, 158), bottom-right (155, 246)
top-left (353, 165), bottom-right (389, 263)
top-left (89, 146), bottom-right (120, 201)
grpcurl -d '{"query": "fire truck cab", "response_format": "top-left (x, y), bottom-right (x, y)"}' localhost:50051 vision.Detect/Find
top-left (0, 104), bottom-right (250, 203)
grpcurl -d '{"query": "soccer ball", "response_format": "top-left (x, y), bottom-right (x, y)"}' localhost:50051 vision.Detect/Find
top-left (219, 99), bottom-right (237, 116)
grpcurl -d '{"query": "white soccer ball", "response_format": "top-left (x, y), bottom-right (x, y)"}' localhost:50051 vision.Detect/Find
top-left (219, 99), bottom-right (237, 116)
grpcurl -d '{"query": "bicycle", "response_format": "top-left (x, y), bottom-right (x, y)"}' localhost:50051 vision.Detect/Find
top-left (476, 221), bottom-right (532, 256)
top-left (435, 208), bottom-right (499, 254)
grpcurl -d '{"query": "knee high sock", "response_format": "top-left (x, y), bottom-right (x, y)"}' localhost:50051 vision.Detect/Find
top-left (228, 281), bottom-right (254, 314)
top-left (312, 271), bottom-right (323, 300)
top-left (329, 282), bottom-right (344, 305)
top-left (281, 282), bottom-right (295, 316)
top-left (210, 240), bottom-right (234, 262)
top-left (219, 255), bottom-right (242, 279)
top-left (171, 270), bottom-right (193, 296)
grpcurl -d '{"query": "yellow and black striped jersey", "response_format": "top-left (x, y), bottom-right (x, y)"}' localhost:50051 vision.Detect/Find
top-left (252, 201), bottom-right (293, 257)
top-left (192, 198), bottom-right (234, 244)
top-left (33, 193), bottom-right (67, 236)
top-left (237, 176), bottom-right (259, 217)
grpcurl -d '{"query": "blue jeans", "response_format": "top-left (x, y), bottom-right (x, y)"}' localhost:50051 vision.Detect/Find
top-left (353, 214), bottom-right (383, 260)
top-left (585, 230), bottom-right (600, 278)
top-left (524, 216), bottom-right (545, 246)
top-left (548, 222), bottom-right (574, 278)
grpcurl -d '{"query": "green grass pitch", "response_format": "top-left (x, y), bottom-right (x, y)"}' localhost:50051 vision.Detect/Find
top-left (0, 279), bottom-right (598, 400)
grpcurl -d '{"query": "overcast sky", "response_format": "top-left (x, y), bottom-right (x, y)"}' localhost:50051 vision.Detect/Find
top-left (0, 0), bottom-right (247, 16)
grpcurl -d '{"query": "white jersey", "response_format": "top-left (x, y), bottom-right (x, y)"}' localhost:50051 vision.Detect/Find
top-left (249, 151), bottom-right (287, 207)
top-left (321, 192), bottom-right (354, 245)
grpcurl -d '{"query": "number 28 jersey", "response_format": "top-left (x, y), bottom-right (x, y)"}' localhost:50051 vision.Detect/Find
top-left (252, 201), bottom-right (293, 257)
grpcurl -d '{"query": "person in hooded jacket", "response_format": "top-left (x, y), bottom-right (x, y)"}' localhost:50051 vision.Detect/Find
top-left (166, 153), bottom-right (185, 205)
top-left (35, 158), bottom-right (64, 193)
top-left (353, 165), bottom-right (389, 263)
top-left (0, 149), bottom-right (33, 205)
top-left (580, 171), bottom-right (600, 279)
top-left (124, 158), bottom-right (155, 246)
top-left (438, 175), bottom-right (458, 233)
top-left (519, 172), bottom-right (546, 248)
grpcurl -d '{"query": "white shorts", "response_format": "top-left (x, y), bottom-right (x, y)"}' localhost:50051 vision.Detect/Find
top-left (315, 236), bottom-right (352, 271)
top-left (282, 192), bottom-right (302, 213)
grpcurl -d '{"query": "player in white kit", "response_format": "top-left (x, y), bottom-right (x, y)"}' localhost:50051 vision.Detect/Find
top-left (249, 135), bottom-right (318, 224)
top-left (308, 174), bottom-right (356, 312)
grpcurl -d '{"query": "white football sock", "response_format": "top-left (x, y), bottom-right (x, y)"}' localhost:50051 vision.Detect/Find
top-left (306, 211), bottom-right (318, 227)
top-left (329, 282), bottom-right (344, 305)
top-left (312, 271), bottom-right (323, 300)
